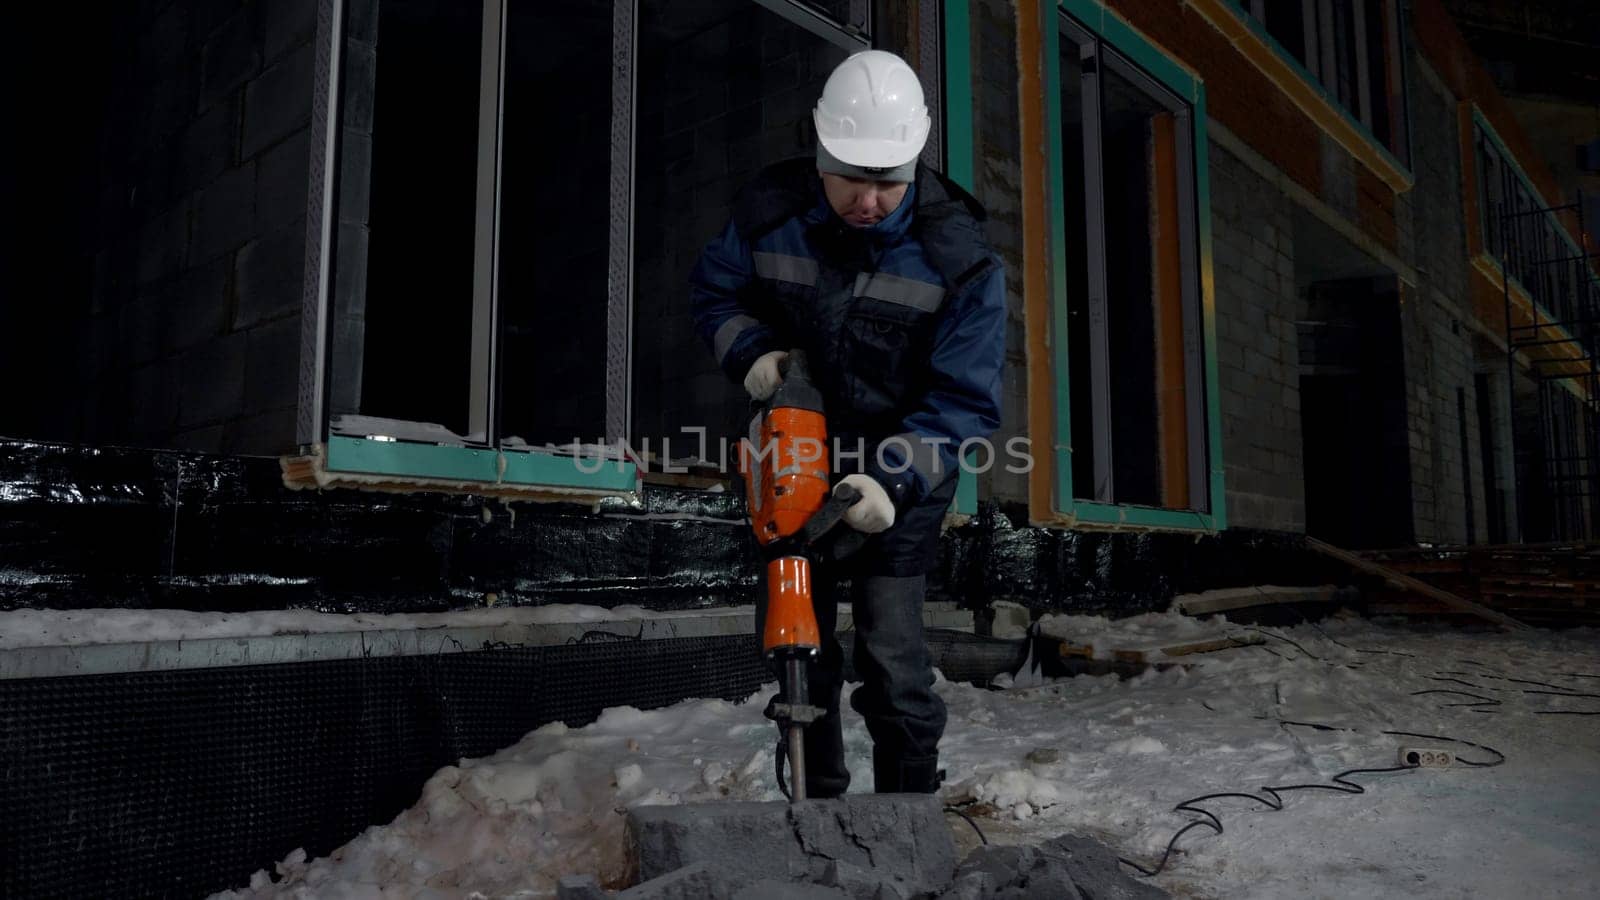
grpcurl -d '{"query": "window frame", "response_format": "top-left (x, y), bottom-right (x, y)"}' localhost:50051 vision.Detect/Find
top-left (298, 0), bottom-right (886, 494)
top-left (1043, 0), bottom-right (1227, 531)
top-left (1469, 110), bottom-right (1600, 335)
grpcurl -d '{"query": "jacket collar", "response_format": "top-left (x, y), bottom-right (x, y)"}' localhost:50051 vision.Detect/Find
top-left (805, 182), bottom-right (918, 245)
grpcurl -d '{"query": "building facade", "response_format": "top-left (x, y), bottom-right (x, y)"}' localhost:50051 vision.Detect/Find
top-left (4, 0), bottom-right (1595, 547)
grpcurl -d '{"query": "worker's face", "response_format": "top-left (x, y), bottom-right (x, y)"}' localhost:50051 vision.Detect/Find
top-left (820, 171), bottom-right (909, 228)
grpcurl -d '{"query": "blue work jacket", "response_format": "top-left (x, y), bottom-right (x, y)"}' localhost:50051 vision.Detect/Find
top-left (689, 159), bottom-right (1006, 514)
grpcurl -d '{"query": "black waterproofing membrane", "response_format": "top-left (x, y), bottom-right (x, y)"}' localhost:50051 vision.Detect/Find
top-left (0, 440), bottom-right (1347, 614)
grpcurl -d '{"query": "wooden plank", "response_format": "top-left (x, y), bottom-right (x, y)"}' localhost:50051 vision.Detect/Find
top-left (1306, 536), bottom-right (1530, 631)
top-left (1057, 633), bottom-right (1264, 664)
top-left (1173, 585), bottom-right (1340, 616)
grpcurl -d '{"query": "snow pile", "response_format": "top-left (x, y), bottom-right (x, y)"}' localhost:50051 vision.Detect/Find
top-left (216, 615), bottom-right (1600, 899)
top-left (0, 604), bottom-right (751, 650)
top-left (222, 694), bottom-right (787, 898)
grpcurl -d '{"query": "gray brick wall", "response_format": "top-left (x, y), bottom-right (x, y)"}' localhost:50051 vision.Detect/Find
top-left (1209, 145), bottom-right (1306, 532)
top-left (81, 0), bottom-right (315, 456)
top-left (1404, 56), bottom-right (1496, 544)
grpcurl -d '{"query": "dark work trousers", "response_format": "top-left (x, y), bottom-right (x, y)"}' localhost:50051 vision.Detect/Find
top-left (757, 477), bottom-right (956, 797)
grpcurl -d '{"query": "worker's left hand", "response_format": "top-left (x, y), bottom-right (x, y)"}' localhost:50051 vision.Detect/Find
top-left (836, 474), bottom-right (895, 533)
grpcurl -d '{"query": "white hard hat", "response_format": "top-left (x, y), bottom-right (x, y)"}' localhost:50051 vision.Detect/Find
top-left (813, 50), bottom-right (931, 171)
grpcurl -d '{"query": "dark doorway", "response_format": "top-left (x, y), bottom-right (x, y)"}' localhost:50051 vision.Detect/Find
top-left (1297, 277), bottom-right (1414, 549)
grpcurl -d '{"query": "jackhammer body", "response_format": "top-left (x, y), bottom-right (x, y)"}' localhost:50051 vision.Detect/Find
top-left (739, 351), bottom-right (860, 801)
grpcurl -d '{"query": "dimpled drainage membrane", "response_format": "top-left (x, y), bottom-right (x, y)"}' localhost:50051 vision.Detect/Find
top-left (0, 634), bottom-right (769, 898)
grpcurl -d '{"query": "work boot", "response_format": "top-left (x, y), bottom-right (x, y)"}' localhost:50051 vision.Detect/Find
top-left (804, 709), bottom-right (851, 799)
top-left (872, 746), bottom-right (942, 794)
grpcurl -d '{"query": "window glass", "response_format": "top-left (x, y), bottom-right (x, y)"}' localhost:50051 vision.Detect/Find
top-left (1101, 59), bottom-right (1184, 507)
top-left (496, 1), bottom-right (614, 448)
top-left (346, 0), bottom-right (485, 438)
top-left (1058, 27), bottom-right (1095, 498)
top-left (630, 0), bottom-right (854, 452)
top-left (1057, 19), bottom-right (1205, 511)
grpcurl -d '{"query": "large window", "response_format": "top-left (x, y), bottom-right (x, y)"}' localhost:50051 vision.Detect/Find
top-left (1241, 0), bottom-right (1409, 165)
top-left (312, 0), bottom-right (881, 487)
top-left (1047, 4), bottom-right (1223, 527)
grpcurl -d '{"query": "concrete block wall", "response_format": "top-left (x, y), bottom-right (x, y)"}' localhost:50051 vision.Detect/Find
top-left (1208, 146), bottom-right (1307, 532)
top-left (82, 0), bottom-right (315, 456)
top-left (1401, 55), bottom-right (1496, 545)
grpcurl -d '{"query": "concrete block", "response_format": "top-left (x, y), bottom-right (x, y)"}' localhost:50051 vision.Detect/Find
top-left (171, 424), bottom-right (226, 454)
top-left (140, 1), bottom-right (191, 79)
top-left (328, 314), bottom-right (366, 412)
top-left (243, 316), bottom-right (301, 412)
top-left (333, 221), bottom-right (369, 317)
top-left (258, 127), bottom-right (310, 233)
top-left (734, 882), bottom-right (848, 900)
top-left (790, 796), bottom-right (956, 892)
top-left (619, 862), bottom-right (747, 900)
top-left (223, 405), bottom-right (298, 456)
top-left (195, 162), bottom-right (258, 262)
top-left (556, 873), bottom-right (607, 900)
top-left (137, 200), bottom-right (192, 285)
top-left (128, 361), bottom-right (181, 438)
top-left (338, 129), bottom-right (372, 224)
top-left (347, 0), bottom-right (379, 45)
top-left (117, 294), bottom-right (166, 369)
top-left (342, 42), bottom-right (377, 135)
top-left (627, 797), bottom-right (955, 896)
top-left (940, 844), bottom-right (1082, 900)
top-left (200, 7), bottom-right (260, 109)
top-left (176, 94), bottom-right (241, 198)
top-left (178, 332), bottom-right (247, 428)
top-left (264, 0), bottom-right (316, 62)
top-left (244, 43), bottom-right (314, 158)
top-left (165, 260), bottom-right (229, 353)
top-left (236, 220), bottom-right (306, 330)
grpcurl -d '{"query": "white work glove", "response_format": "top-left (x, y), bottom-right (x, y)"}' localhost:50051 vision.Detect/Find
top-left (743, 350), bottom-right (789, 400)
top-left (837, 473), bottom-right (895, 534)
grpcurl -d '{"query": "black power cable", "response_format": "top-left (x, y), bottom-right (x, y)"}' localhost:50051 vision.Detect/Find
top-left (1117, 725), bottom-right (1505, 878)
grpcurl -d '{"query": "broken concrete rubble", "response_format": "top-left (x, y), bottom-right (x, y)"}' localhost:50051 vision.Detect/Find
top-left (617, 797), bottom-right (1169, 900)
top-left (938, 835), bottom-right (1169, 900)
top-left (626, 795), bottom-right (954, 897)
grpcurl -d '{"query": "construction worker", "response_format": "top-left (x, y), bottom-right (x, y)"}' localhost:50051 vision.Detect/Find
top-left (690, 50), bottom-right (1005, 796)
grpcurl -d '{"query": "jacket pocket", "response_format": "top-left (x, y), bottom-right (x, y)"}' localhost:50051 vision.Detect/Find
top-left (844, 296), bottom-right (935, 417)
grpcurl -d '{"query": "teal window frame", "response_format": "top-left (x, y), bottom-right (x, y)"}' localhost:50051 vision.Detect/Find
top-left (322, 435), bottom-right (639, 492)
top-left (1044, 0), bottom-right (1228, 531)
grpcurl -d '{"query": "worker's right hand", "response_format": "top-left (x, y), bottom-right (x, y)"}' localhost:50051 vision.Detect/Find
top-left (837, 474), bottom-right (895, 533)
top-left (743, 350), bottom-right (789, 401)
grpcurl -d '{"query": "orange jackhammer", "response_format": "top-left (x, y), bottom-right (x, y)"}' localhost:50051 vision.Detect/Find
top-left (739, 351), bottom-right (863, 801)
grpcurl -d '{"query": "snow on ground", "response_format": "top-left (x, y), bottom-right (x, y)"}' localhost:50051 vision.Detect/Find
top-left (213, 614), bottom-right (1600, 899)
top-left (0, 604), bottom-right (752, 650)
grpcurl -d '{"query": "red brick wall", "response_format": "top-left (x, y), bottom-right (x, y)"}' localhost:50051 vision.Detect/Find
top-left (1411, 0), bottom-right (1579, 239)
top-left (1106, 0), bottom-right (1400, 244)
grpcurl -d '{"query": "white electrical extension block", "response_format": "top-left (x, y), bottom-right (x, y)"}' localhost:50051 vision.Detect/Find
top-left (1399, 747), bottom-right (1456, 768)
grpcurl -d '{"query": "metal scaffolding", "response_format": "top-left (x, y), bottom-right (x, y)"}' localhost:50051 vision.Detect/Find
top-left (1499, 191), bottom-right (1600, 542)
